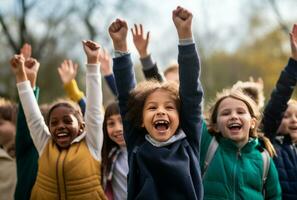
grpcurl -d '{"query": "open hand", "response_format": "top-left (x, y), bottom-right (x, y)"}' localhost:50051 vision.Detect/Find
top-left (131, 24), bottom-right (150, 58)
top-left (58, 59), bottom-right (78, 84)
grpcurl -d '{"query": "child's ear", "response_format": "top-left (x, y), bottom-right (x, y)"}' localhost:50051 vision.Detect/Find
top-left (141, 122), bottom-right (144, 128)
top-left (79, 123), bottom-right (86, 134)
top-left (213, 123), bottom-right (219, 133)
top-left (250, 118), bottom-right (256, 130)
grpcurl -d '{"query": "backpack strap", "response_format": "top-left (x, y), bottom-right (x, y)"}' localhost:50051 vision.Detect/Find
top-left (261, 148), bottom-right (270, 197)
top-left (203, 137), bottom-right (219, 178)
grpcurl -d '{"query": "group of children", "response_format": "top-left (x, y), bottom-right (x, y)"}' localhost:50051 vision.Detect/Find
top-left (1, 5), bottom-right (297, 200)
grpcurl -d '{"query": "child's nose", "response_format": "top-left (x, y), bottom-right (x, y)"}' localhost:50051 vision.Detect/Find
top-left (156, 107), bottom-right (166, 115)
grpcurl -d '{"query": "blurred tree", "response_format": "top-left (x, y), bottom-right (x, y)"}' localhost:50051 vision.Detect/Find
top-left (0, 0), bottom-right (145, 105)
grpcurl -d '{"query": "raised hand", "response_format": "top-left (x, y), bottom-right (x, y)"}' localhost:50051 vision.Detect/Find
top-left (24, 58), bottom-right (40, 88)
top-left (82, 40), bottom-right (100, 64)
top-left (98, 48), bottom-right (112, 76)
top-left (20, 43), bottom-right (32, 60)
top-left (131, 24), bottom-right (150, 58)
top-left (172, 6), bottom-right (193, 39)
top-left (290, 24), bottom-right (297, 61)
top-left (10, 54), bottom-right (27, 83)
top-left (108, 18), bottom-right (128, 51)
top-left (58, 60), bottom-right (78, 84)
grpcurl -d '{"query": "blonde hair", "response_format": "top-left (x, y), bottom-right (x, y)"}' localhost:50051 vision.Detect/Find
top-left (208, 89), bottom-right (276, 157)
top-left (232, 78), bottom-right (265, 109)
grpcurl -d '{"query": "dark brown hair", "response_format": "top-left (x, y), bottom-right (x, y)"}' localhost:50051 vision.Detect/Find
top-left (0, 98), bottom-right (17, 124)
top-left (101, 101), bottom-right (121, 185)
top-left (46, 99), bottom-right (84, 127)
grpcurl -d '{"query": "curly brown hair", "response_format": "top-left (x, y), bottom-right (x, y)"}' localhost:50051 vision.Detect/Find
top-left (126, 80), bottom-right (180, 129)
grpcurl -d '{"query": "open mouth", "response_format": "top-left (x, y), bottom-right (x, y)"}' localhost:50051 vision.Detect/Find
top-left (56, 132), bottom-right (70, 142)
top-left (227, 123), bottom-right (242, 131)
top-left (153, 120), bottom-right (169, 132)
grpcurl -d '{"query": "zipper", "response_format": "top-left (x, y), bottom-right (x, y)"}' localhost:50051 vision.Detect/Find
top-left (63, 150), bottom-right (69, 200)
top-left (233, 149), bottom-right (241, 200)
top-left (56, 152), bottom-right (62, 200)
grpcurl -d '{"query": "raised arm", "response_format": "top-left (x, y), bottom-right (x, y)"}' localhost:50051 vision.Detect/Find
top-left (173, 6), bottom-right (203, 154)
top-left (109, 19), bottom-right (137, 152)
top-left (109, 19), bottom-right (135, 116)
top-left (16, 43), bottom-right (39, 157)
top-left (82, 40), bottom-right (104, 161)
top-left (11, 55), bottom-right (50, 155)
top-left (99, 48), bottom-right (118, 96)
top-left (131, 24), bottom-right (163, 82)
top-left (262, 24), bottom-right (297, 140)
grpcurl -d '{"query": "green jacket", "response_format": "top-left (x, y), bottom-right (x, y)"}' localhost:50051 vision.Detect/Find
top-left (15, 88), bottom-right (39, 200)
top-left (200, 123), bottom-right (281, 200)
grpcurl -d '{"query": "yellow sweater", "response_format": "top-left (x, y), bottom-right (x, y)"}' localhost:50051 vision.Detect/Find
top-left (30, 139), bottom-right (107, 200)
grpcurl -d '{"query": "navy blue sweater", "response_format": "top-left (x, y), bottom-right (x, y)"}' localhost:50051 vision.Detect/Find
top-left (262, 58), bottom-right (297, 200)
top-left (113, 44), bottom-right (204, 200)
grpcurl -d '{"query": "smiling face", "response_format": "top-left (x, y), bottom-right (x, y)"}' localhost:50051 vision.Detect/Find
top-left (142, 89), bottom-right (179, 142)
top-left (106, 114), bottom-right (125, 147)
top-left (48, 106), bottom-right (84, 148)
top-left (277, 102), bottom-right (297, 143)
top-left (215, 97), bottom-right (256, 147)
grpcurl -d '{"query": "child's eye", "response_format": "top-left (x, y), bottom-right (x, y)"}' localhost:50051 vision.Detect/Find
top-left (50, 121), bottom-right (58, 126)
top-left (148, 106), bottom-right (156, 110)
top-left (107, 121), bottom-right (115, 127)
top-left (166, 106), bottom-right (175, 110)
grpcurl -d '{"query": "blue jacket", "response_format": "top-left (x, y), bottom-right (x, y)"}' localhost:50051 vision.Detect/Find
top-left (262, 58), bottom-right (297, 200)
top-left (113, 44), bottom-right (203, 200)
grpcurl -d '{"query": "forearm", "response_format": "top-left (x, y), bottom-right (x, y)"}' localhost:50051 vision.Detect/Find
top-left (104, 74), bottom-right (118, 96)
top-left (140, 55), bottom-right (163, 82)
top-left (85, 64), bottom-right (104, 161)
top-left (15, 87), bottom-right (39, 156)
top-left (17, 81), bottom-right (49, 155)
top-left (263, 58), bottom-right (297, 138)
top-left (179, 43), bottom-right (203, 149)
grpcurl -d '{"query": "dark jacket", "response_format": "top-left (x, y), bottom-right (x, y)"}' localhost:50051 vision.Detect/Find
top-left (262, 58), bottom-right (297, 200)
top-left (15, 88), bottom-right (39, 200)
top-left (113, 44), bottom-right (203, 200)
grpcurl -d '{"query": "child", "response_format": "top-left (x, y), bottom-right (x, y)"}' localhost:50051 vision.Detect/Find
top-left (262, 24), bottom-right (297, 200)
top-left (14, 43), bottom-right (40, 200)
top-left (101, 102), bottom-right (128, 200)
top-left (201, 88), bottom-right (281, 199)
top-left (10, 40), bottom-right (107, 200)
top-left (109, 6), bottom-right (203, 199)
top-left (0, 97), bottom-right (17, 200)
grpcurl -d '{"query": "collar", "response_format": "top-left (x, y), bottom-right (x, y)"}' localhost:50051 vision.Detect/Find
top-left (145, 129), bottom-right (186, 147)
top-left (218, 137), bottom-right (258, 153)
top-left (71, 131), bottom-right (86, 144)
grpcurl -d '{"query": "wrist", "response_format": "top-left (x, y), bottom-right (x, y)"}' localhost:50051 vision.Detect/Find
top-left (177, 30), bottom-right (192, 40)
top-left (87, 57), bottom-right (98, 64)
top-left (139, 50), bottom-right (149, 59)
top-left (16, 72), bottom-right (27, 83)
top-left (113, 41), bottom-right (128, 52)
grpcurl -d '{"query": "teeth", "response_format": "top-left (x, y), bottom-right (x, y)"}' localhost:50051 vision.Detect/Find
top-left (228, 123), bottom-right (241, 128)
top-left (57, 133), bottom-right (68, 137)
top-left (154, 120), bottom-right (169, 125)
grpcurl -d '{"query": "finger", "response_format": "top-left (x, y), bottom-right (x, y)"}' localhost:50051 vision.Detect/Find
top-left (146, 31), bottom-right (150, 42)
top-left (140, 24), bottom-right (143, 36)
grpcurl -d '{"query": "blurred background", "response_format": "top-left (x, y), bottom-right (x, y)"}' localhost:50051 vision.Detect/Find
top-left (0, 0), bottom-right (296, 107)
